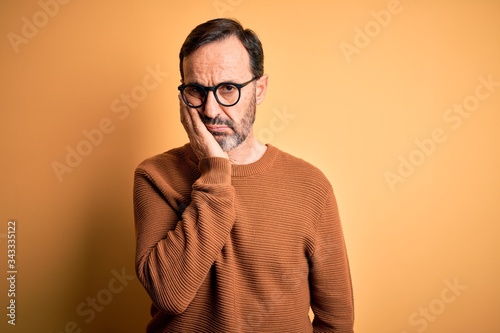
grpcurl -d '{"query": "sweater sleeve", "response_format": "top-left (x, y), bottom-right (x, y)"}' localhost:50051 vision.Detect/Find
top-left (310, 186), bottom-right (354, 333)
top-left (133, 157), bottom-right (235, 315)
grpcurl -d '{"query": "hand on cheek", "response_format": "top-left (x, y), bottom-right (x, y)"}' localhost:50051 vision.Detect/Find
top-left (179, 94), bottom-right (228, 160)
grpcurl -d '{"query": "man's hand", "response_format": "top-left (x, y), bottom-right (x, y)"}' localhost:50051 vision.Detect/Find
top-left (179, 94), bottom-right (228, 160)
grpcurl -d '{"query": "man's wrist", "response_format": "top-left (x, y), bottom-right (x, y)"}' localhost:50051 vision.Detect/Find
top-left (197, 157), bottom-right (232, 185)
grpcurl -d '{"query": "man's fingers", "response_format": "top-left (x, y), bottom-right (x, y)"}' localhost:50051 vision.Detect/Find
top-left (179, 94), bottom-right (196, 133)
top-left (179, 94), bottom-right (187, 123)
top-left (182, 104), bottom-right (207, 135)
top-left (178, 94), bottom-right (227, 159)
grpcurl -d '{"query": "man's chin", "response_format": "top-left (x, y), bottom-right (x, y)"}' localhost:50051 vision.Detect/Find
top-left (215, 135), bottom-right (243, 152)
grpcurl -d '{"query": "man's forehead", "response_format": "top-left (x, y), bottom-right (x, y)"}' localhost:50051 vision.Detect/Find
top-left (182, 36), bottom-right (251, 80)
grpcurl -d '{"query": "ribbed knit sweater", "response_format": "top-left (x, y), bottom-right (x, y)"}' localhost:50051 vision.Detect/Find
top-left (134, 144), bottom-right (354, 333)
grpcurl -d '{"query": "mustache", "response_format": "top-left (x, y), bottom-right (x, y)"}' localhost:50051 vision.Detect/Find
top-left (201, 115), bottom-right (234, 128)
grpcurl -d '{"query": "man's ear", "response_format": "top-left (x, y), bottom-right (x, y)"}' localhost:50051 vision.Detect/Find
top-left (255, 75), bottom-right (268, 105)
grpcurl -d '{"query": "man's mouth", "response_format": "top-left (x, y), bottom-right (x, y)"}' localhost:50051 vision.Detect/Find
top-left (205, 124), bottom-right (229, 133)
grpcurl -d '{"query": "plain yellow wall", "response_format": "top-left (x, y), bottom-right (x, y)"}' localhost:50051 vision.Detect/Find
top-left (1, 1), bottom-right (499, 332)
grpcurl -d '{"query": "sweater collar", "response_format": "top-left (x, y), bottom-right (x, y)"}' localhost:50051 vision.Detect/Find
top-left (184, 143), bottom-right (280, 177)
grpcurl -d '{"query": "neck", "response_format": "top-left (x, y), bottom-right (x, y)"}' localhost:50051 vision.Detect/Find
top-left (226, 131), bottom-right (267, 164)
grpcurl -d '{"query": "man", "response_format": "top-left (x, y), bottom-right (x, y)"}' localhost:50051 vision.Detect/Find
top-left (134, 18), bottom-right (354, 332)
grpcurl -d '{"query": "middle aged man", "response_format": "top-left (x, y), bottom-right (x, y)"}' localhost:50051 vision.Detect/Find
top-left (134, 18), bottom-right (354, 332)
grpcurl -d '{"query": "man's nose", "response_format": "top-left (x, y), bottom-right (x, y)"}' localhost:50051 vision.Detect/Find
top-left (201, 91), bottom-right (222, 119)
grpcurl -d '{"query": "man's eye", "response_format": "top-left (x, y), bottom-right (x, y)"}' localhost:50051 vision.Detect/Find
top-left (186, 86), bottom-right (204, 97)
top-left (218, 84), bottom-right (237, 93)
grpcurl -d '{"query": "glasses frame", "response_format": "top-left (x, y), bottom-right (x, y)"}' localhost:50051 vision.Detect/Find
top-left (178, 77), bottom-right (258, 108)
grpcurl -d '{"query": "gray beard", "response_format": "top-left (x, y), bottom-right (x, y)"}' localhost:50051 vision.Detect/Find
top-left (203, 97), bottom-right (256, 152)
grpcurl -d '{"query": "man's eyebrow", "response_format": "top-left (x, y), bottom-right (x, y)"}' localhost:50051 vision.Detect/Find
top-left (184, 79), bottom-right (240, 86)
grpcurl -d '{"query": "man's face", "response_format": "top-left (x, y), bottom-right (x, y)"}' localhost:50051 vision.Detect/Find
top-left (182, 36), bottom-right (259, 152)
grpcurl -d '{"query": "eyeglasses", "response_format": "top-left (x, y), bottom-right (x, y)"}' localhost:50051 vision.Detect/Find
top-left (178, 77), bottom-right (258, 108)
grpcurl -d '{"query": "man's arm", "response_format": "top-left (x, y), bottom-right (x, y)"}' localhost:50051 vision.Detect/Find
top-left (310, 186), bottom-right (355, 333)
top-left (134, 96), bottom-right (233, 314)
top-left (134, 157), bottom-right (234, 314)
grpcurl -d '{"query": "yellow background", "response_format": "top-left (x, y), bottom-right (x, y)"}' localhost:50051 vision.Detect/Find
top-left (1, 0), bottom-right (499, 332)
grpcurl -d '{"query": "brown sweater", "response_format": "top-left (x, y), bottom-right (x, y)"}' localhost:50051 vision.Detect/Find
top-left (134, 144), bottom-right (354, 333)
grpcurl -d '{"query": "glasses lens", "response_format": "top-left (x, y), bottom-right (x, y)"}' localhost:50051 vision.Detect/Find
top-left (216, 83), bottom-right (240, 106)
top-left (183, 85), bottom-right (206, 107)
